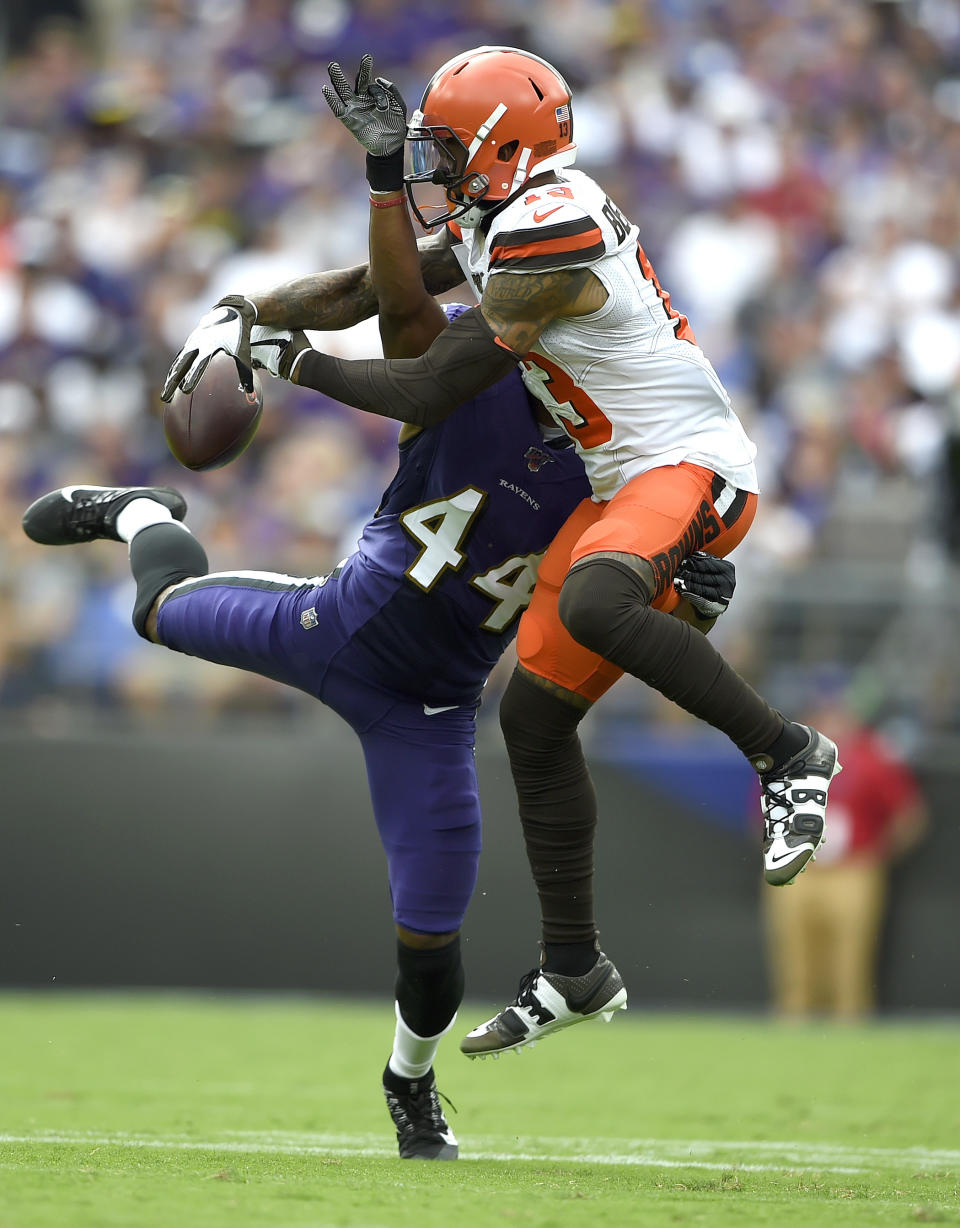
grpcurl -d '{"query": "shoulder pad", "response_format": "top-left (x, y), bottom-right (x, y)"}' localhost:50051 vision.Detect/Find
top-left (487, 188), bottom-right (605, 273)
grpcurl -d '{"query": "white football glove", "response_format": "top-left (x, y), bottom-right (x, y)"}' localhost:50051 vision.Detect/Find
top-left (322, 54), bottom-right (407, 157)
top-left (161, 295), bottom-right (257, 401)
top-left (250, 325), bottom-right (313, 382)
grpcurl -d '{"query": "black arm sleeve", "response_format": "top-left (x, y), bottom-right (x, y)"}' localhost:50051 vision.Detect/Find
top-left (293, 307), bottom-right (522, 426)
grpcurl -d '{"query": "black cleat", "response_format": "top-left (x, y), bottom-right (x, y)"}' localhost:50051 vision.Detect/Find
top-left (23, 485), bottom-right (187, 546)
top-left (760, 724), bottom-right (841, 886)
top-left (383, 1067), bottom-right (458, 1161)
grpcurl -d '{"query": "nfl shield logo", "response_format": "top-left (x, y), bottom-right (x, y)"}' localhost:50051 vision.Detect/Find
top-left (300, 607), bottom-right (319, 630)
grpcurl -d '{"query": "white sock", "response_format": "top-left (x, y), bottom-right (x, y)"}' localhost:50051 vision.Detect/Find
top-left (115, 498), bottom-right (177, 544)
top-left (387, 1002), bottom-right (457, 1080)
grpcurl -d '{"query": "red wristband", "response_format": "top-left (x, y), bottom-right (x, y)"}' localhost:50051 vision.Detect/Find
top-left (369, 193), bottom-right (406, 210)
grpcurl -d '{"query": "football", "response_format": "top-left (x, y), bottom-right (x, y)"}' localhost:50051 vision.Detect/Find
top-left (164, 351), bottom-right (263, 471)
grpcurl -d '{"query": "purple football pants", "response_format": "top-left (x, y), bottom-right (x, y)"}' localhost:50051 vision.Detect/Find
top-left (155, 568), bottom-right (482, 934)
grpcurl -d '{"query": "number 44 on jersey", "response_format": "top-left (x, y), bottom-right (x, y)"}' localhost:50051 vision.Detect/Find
top-left (401, 487), bottom-right (543, 632)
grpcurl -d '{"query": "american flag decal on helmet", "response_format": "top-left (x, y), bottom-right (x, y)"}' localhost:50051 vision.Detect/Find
top-left (555, 105), bottom-right (569, 123)
top-left (524, 445), bottom-right (554, 472)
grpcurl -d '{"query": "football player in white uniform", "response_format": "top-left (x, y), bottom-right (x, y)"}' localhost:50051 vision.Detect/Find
top-left (167, 49), bottom-right (841, 1059)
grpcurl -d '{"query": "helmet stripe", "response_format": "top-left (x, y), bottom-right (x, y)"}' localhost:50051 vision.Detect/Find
top-left (466, 102), bottom-right (508, 161)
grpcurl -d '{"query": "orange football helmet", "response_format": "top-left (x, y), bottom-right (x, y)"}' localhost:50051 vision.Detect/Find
top-left (405, 46), bottom-right (577, 230)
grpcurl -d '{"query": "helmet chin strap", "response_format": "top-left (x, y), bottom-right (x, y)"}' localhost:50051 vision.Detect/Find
top-left (458, 143), bottom-right (564, 229)
top-left (508, 147), bottom-right (532, 194)
top-left (457, 204), bottom-right (490, 230)
top-left (459, 141), bottom-right (533, 230)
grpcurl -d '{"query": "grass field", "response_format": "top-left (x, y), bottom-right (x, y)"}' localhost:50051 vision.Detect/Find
top-left (1, 993), bottom-right (958, 1227)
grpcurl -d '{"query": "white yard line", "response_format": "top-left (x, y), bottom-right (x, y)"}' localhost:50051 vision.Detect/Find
top-left (1, 1130), bottom-right (957, 1174)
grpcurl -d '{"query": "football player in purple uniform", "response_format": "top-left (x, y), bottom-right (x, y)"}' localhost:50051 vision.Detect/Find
top-left (24, 63), bottom-right (732, 1159)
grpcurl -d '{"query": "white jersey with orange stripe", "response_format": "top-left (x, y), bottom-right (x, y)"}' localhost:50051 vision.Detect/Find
top-left (451, 169), bottom-right (759, 502)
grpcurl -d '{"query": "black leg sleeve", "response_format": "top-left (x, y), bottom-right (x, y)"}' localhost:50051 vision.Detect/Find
top-left (499, 668), bottom-right (599, 946)
top-left (395, 936), bottom-right (464, 1038)
top-left (129, 523), bottom-right (209, 639)
top-left (558, 558), bottom-right (793, 762)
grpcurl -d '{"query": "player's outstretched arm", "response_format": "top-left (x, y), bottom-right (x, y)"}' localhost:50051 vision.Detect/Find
top-left (163, 52), bottom-right (471, 402)
top-left (267, 261), bottom-right (600, 425)
top-left (280, 306), bottom-right (521, 426)
top-left (248, 233), bottom-right (464, 332)
top-left (321, 52), bottom-right (457, 358)
top-left (162, 234), bottom-right (464, 401)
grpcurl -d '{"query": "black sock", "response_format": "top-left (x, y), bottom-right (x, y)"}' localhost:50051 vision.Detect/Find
top-left (129, 523), bottom-right (208, 639)
top-left (760, 720), bottom-right (810, 772)
top-left (542, 939), bottom-right (600, 977)
top-left (395, 937), bottom-right (464, 1039)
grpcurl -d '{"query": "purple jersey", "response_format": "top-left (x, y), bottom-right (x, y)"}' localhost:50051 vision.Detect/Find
top-left (335, 367), bottom-right (589, 706)
top-left (154, 360), bottom-right (588, 933)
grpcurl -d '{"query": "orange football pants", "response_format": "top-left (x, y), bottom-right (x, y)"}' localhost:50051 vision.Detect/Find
top-left (516, 463), bottom-right (758, 703)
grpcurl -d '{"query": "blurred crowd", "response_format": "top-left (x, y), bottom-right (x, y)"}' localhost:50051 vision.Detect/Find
top-left (1, 0), bottom-right (959, 731)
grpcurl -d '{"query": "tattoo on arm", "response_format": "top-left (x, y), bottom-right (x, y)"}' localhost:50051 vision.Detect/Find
top-left (248, 231), bottom-right (463, 330)
top-left (252, 265), bottom-right (376, 330)
top-left (480, 267), bottom-right (597, 353)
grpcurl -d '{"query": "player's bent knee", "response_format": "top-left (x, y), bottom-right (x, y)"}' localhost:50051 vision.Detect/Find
top-left (558, 555), bottom-right (652, 654)
top-left (130, 524), bottom-right (209, 640)
top-left (500, 668), bottom-right (584, 760)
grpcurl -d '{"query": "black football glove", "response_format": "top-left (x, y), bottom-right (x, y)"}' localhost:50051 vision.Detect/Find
top-left (161, 295), bottom-right (257, 402)
top-left (250, 325), bottom-right (313, 382)
top-left (673, 551), bottom-right (736, 620)
top-left (322, 55), bottom-right (407, 158)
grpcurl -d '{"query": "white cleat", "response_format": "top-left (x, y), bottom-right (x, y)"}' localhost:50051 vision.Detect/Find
top-left (461, 953), bottom-right (627, 1059)
top-left (759, 725), bottom-right (841, 886)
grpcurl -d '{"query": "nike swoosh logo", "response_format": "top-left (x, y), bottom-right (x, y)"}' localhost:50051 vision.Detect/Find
top-left (533, 206), bottom-right (563, 223)
top-left (769, 848), bottom-right (811, 865)
top-left (423, 704), bottom-right (458, 716)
